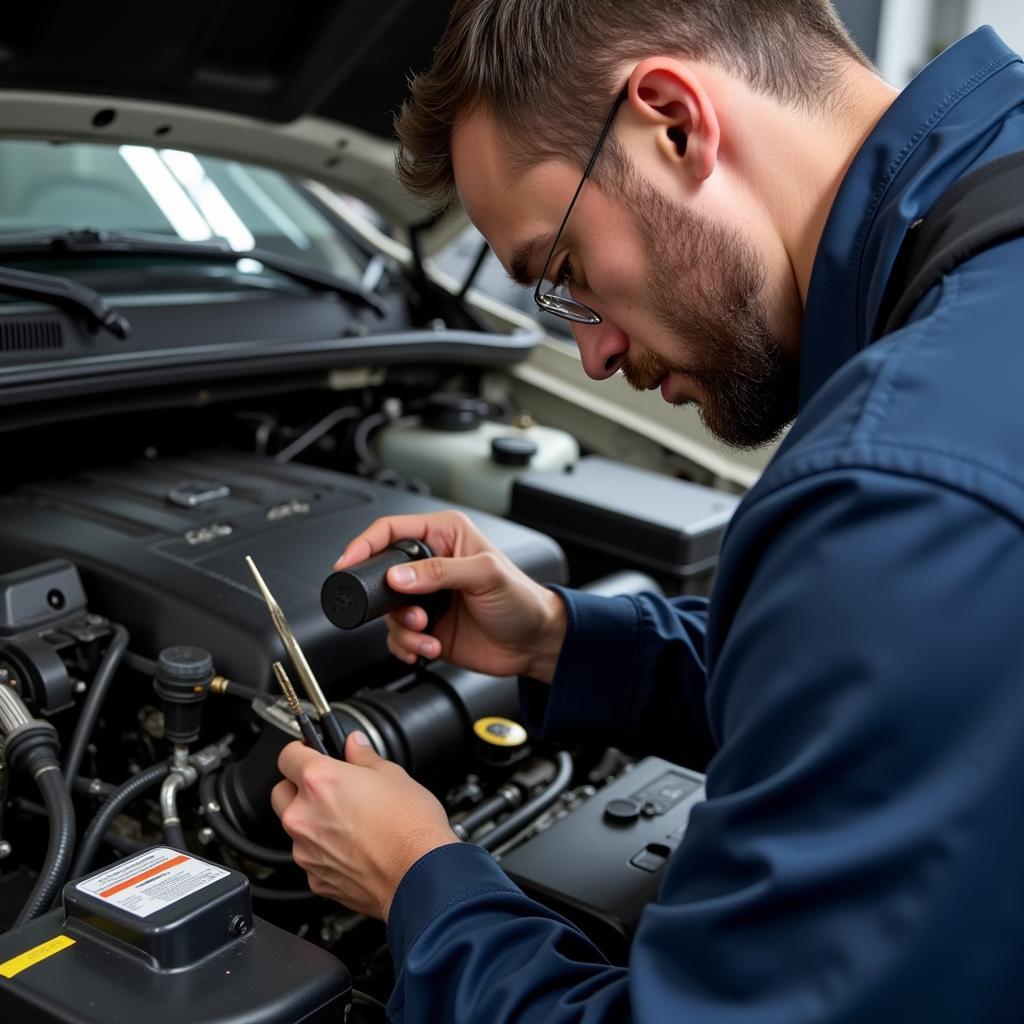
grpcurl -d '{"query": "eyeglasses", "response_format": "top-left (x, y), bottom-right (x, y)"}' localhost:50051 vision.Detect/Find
top-left (534, 87), bottom-right (629, 326)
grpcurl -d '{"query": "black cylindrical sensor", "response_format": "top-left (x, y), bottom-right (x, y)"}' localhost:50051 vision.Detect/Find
top-left (321, 539), bottom-right (449, 630)
top-left (153, 645), bottom-right (214, 745)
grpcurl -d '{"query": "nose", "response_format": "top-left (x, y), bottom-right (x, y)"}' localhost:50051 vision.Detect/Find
top-left (571, 321), bottom-right (629, 380)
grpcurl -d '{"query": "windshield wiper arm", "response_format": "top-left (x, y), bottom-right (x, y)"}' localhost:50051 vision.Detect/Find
top-left (0, 228), bottom-right (386, 317)
top-left (0, 264), bottom-right (131, 340)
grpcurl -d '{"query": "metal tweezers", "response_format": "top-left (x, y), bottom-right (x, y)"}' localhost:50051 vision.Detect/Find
top-left (245, 555), bottom-right (347, 758)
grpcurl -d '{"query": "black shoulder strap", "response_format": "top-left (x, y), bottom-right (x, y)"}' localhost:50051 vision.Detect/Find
top-left (874, 150), bottom-right (1024, 340)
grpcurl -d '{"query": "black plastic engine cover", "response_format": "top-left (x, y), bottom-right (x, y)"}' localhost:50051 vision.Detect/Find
top-left (0, 453), bottom-right (566, 696)
top-left (500, 757), bottom-right (706, 964)
top-left (0, 847), bottom-right (350, 1023)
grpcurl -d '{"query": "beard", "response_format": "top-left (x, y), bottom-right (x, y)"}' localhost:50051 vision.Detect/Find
top-left (615, 166), bottom-right (801, 450)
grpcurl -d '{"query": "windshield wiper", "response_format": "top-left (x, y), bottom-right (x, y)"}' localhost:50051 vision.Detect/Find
top-left (0, 228), bottom-right (386, 317)
top-left (0, 264), bottom-right (131, 339)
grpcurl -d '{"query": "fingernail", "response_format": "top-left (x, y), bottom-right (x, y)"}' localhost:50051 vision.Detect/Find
top-left (353, 730), bottom-right (371, 747)
top-left (419, 640), bottom-right (434, 657)
top-left (390, 565), bottom-right (415, 586)
top-left (403, 610), bottom-right (418, 627)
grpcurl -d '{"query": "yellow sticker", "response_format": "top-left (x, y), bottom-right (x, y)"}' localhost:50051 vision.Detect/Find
top-left (0, 935), bottom-right (75, 979)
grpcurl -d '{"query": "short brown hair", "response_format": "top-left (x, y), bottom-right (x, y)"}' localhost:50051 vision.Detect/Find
top-left (395, 0), bottom-right (870, 210)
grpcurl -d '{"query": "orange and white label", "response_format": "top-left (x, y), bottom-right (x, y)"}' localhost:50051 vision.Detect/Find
top-left (77, 848), bottom-right (228, 919)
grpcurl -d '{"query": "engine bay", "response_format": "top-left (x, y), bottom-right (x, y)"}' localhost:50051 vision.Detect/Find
top-left (0, 376), bottom-right (724, 1022)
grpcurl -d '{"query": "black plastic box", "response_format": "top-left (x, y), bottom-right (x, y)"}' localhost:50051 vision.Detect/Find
top-left (501, 757), bottom-right (705, 963)
top-left (0, 847), bottom-right (350, 1024)
top-left (511, 456), bottom-right (740, 596)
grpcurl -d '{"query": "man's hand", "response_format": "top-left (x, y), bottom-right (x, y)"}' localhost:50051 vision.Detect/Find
top-left (271, 732), bottom-right (459, 920)
top-left (336, 510), bottom-right (567, 684)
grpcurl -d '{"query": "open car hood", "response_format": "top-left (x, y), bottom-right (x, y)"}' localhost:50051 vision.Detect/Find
top-left (0, 0), bottom-right (453, 233)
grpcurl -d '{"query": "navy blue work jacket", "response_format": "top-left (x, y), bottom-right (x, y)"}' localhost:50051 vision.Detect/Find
top-left (387, 28), bottom-right (1024, 1022)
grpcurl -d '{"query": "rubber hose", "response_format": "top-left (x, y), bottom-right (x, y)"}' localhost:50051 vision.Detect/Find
top-left (14, 797), bottom-right (147, 856)
top-left (250, 884), bottom-right (319, 903)
top-left (199, 772), bottom-right (294, 867)
top-left (70, 760), bottom-right (170, 878)
top-left (163, 819), bottom-right (187, 851)
top-left (476, 752), bottom-right (574, 852)
top-left (457, 791), bottom-right (518, 838)
top-left (63, 624), bottom-right (129, 792)
top-left (14, 764), bottom-right (76, 926)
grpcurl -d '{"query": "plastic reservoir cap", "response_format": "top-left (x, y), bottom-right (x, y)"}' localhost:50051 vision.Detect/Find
top-left (422, 392), bottom-right (490, 432)
top-left (491, 436), bottom-right (538, 467)
top-left (473, 716), bottom-right (528, 748)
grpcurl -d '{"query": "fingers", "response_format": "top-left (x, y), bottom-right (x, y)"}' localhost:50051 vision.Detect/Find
top-left (384, 606), bottom-right (433, 665)
top-left (386, 550), bottom-right (505, 596)
top-left (343, 730), bottom-right (379, 765)
top-left (270, 779), bottom-right (298, 820)
top-left (334, 513), bottom-right (438, 570)
top-left (334, 510), bottom-right (485, 570)
top-left (387, 606), bottom-right (428, 632)
top-left (278, 739), bottom-right (327, 782)
top-left (386, 616), bottom-right (440, 663)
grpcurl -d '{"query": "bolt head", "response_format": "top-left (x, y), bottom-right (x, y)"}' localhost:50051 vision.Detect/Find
top-left (0, 840), bottom-right (12, 859)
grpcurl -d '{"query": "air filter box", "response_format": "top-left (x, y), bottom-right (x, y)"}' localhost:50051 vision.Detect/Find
top-left (0, 847), bottom-right (350, 1023)
top-left (510, 456), bottom-right (739, 595)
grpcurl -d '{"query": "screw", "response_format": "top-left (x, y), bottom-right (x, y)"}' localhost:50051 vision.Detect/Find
top-left (229, 915), bottom-right (249, 936)
top-left (197, 827), bottom-right (214, 845)
top-left (0, 840), bottom-right (12, 860)
top-left (73, 680), bottom-right (88, 695)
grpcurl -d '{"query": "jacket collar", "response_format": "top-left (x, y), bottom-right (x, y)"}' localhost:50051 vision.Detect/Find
top-left (798, 26), bottom-right (1022, 409)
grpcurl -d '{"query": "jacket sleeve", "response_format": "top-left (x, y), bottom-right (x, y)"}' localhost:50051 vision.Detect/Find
top-left (386, 466), bottom-right (1024, 1023)
top-left (519, 589), bottom-right (718, 768)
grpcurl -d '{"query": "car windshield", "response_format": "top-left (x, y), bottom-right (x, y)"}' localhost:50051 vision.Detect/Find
top-left (0, 140), bottom-right (366, 283)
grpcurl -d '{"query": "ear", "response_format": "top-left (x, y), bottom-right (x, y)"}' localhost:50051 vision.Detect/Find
top-left (626, 58), bottom-right (721, 182)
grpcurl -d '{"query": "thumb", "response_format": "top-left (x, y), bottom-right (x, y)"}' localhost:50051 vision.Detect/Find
top-left (387, 552), bottom-right (502, 596)
top-left (344, 730), bottom-right (381, 765)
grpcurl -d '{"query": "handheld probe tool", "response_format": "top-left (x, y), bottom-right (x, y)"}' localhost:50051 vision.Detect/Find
top-left (272, 660), bottom-right (328, 756)
top-left (245, 555), bottom-right (348, 759)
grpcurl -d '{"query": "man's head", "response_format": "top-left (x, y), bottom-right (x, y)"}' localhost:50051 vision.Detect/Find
top-left (396, 1), bottom-right (880, 449)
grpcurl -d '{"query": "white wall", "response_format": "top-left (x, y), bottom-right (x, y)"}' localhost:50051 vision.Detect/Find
top-left (965, 0), bottom-right (1024, 52)
top-left (877, 0), bottom-right (937, 85)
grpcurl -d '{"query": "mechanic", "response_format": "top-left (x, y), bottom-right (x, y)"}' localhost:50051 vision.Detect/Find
top-left (270, 2), bottom-right (1024, 1020)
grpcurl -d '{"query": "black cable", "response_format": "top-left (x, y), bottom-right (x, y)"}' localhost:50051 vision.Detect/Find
top-left (13, 796), bottom-right (146, 855)
top-left (71, 760), bottom-right (170, 879)
top-left (250, 884), bottom-right (319, 903)
top-left (458, 239), bottom-right (492, 300)
top-left (72, 776), bottom-right (116, 800)
top-left (353, 412), bottom-right (388, 474)
top-left (123, 649), bottom-right (157, 676)
top-left (213, 679), bottom-right (263, 703)
top-left (456, 790), bottom-right (519, 839)
top-left (352, 989), bottom-right (389, 1023)
top-left (198, 772), bottom-right (294, 867)
top-left (273, 406), bottom-right (361, 464)
top-left (476, 752), bottom-right (574, 853)
top-left (63, 624), bottom-right (129, 792)
top-left (14, 763), bottom-right (76, 925)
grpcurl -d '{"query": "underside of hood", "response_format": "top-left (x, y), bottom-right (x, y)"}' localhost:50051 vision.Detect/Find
top-left (0, 0), bottom-right (454, 229)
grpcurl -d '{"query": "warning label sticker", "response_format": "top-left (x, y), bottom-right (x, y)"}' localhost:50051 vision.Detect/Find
top-left (77, 848), bottom-right (229, 919)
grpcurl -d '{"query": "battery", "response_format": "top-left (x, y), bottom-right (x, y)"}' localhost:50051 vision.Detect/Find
top-left (0, 847), bottom-right (350, 1024)
top-left (511, 456), bottom-right (740, 596)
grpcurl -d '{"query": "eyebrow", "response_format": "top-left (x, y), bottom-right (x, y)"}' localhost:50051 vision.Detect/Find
top-left (508, 233), bottom-right (553, 287)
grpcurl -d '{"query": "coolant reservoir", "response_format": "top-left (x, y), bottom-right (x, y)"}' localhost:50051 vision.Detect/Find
top-left (377, 394), bottom-right (579, 516)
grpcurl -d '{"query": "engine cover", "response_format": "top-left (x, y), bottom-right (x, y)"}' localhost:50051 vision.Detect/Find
top-left (0, 453), bottom-right (566, 695)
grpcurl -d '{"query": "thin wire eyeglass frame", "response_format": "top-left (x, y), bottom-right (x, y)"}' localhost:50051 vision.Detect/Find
top-left (533, 86), bottom-right (629, 326)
